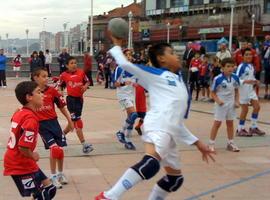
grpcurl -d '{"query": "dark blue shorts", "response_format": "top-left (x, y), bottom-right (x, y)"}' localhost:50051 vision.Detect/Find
top-left (11, 169), bottom-right (47, 197)
top-left (39, 118), bottom-right (67, 149)
top-left (137, 112), bottom-right (146, 119)
top-left (66, 96), bottom-right (83, 121)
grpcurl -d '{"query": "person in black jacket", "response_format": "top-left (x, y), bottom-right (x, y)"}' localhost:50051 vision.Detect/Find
top-left (57, 48), bottom-right (70, 74)
top-left (30, 51), bottom-right (42, 75)
top-left (39, 51), bottom-right (46, 67)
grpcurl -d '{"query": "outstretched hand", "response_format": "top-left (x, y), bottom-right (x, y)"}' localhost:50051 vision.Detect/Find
top-left (194, 140), bottom-right (216, 163)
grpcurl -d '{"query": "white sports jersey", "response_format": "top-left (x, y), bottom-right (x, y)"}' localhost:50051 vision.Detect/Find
top-left (114, 66), bottom-right (135, 101)
top-left (211, 73), bottom-right (240, 103)
top-left (236, 62), bottom-right (256, 97)
top-left (109, 46), bottom-right (198, 145)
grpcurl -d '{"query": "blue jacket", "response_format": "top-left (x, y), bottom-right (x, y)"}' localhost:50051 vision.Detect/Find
top-left (0, 55), bottom-right (7, 70)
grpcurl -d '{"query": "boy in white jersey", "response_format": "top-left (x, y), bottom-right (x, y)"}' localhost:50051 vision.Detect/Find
top-left (95, 36), bottom-right (215, 200)
top-left (236, 48), bottom-right (266, 137)
top-left (209, 58), bottom-right (240, 152)
top-left (114, 49), bottom-right (137, 150)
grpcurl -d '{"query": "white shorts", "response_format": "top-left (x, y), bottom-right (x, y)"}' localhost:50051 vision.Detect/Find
top-left (119, 99), bottom-right (134, 110)
top-left (240, 90), bottom-right (258, 104)
top-left (13, 67), bottom-right (20, 71)
top-left (214, 103), bottom-right (236, 121)
top-left (141, 131), bottom-right (181, 170)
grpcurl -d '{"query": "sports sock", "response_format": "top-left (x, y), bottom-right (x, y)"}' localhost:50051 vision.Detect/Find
top-left (209, 139), bottom-right (215, 145)
top-left (238, 120), bottom-right (245, 131)
top-left (148, 184), bottom-right (169, 200)
top-left (251, 113), bottom-right (258, 129)
top-left (104, 168), bottom-right (142, 199)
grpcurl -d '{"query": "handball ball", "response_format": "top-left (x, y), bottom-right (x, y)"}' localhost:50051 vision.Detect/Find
top-left (108, 18), bottom-right (129, 39)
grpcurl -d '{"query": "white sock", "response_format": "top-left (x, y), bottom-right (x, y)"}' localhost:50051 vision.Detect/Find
top-left (50, 173), bottom-right (57, 178)
top-left (237, 124), bottom-right (244, 131)
top-left (148, 184), bottom-right (169, 200)
top-left (104, 168), bottom-right (142, 199)
top-left (209, 139), bottom-right (215, 145)
top-left (228, 139), bottom-right (234, 144)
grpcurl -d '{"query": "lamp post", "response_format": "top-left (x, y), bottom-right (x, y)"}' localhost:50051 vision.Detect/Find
top-left (26, 29), bottom-right (29, 56)
top-left (42, 18), bottom-right (47, 52)
top-left (90, 0), bottom-right (93, 56)
top-left (63, 22), bottom-right (69, 49)
top-left (128, 11), bottom-right (133, 49)
top-left (179, 25), bottom-right (183, 43)
top-left (251, 14), bottom-right (255, 38)
top-left (167, 22), bottom-right (170, 43)
top-left (6, 33), bottom-right (9, 55)
top-left (229, 0), bottom-right (236, 52)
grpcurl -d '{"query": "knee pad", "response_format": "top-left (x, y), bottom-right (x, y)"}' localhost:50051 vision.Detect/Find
top-left (126, 112), bottom-right (138, 129)
top-left (50, 145), bottom-right (64, 159)
top-left (33, 184), bottom-right (57, 200)
top-left (74, 119), bottom-right (83, 129)
top-left (157, 175), bottom-right (184, 192)
top-left (131, 155), bottom-right (160, 180)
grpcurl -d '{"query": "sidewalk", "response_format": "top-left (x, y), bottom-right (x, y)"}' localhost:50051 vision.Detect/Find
top-left (0, 78), bottom-right (270, 200)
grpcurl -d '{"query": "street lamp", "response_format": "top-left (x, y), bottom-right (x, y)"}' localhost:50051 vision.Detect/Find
top-left (26, 29), bottom-right (29, 56)
top-left (90, 0), bottom-right (93, 56)
top-left (179, 25), bottom-right (183, 43)
top-left (6, 33), bottom-right (9, 55)
top-left (251, 14), bottom-right (255, 38)
top-left (229, 0), bottom-right (236, 52)
top-left (167, 22), bottom-right (170, 43)
top-left (63, 22), bottom-right (69, 49)
top-left (128, 11), bottom-right (133, 49)
top-left (42, 18), bottom-right (47, 52)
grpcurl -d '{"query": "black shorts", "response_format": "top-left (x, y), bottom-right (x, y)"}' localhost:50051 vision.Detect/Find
top-left (39, 119), bottom-right (67, 149)
top-left (265, 70), bottom-right (270, 84)
top-left (11, 169), bottom-right (47, 197)
top-left (137, 112), bottom-right (146, 119)
top-left (199, 76), bottom-right (210, 88)
top-left (66, 96), bottom-right (83, 121)
top-left (255, 71), bottom-right (261, 81)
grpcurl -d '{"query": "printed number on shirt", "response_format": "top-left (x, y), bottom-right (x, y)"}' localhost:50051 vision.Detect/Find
top-left (24, 131), bottom-right (35, 143)
top-left (7, 122), bottom-right (18, 149)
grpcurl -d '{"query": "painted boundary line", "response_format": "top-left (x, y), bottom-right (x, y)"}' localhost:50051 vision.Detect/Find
top-left (185, 169), bottom-right (270, 200)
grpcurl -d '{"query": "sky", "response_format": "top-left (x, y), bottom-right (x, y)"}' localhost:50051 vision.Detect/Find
top-left (0, 0), bottom-right (136, 39)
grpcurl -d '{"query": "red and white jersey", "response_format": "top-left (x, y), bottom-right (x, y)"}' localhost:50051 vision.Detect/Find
top-left (59, 68), bottom-right (89, 97)
top-left (3, 107), bottom-right (39, 175)
top-left (189, 58), bottom-right (202, 72)
top-left (135, 84), bottom-right (147, 113)
top-left (36, 86), bottom-right (66, 121)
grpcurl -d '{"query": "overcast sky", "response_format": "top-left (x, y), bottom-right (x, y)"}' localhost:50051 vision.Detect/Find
top-left (0, 0), bottom-right (136, 39)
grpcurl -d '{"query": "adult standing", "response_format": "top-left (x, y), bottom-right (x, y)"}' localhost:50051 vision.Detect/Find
top-left (83, 52), bottom-right (94, 86)
top-left (263, 35), bottom-right (270, 99)
top-left (39, 51), bottom-right (46, 67)
top-left (216, 43), bottom-right (231, 61)
top-left (30, 51), bottom-right (42, 75)
top-left (182, 42), bottom-right (195, 84)
top-left (0, 49), bottom-right (7, 88)
top-left (45, 49), bottom-right (52, 77)
top-left (57, 48), bottom-right (70, 74)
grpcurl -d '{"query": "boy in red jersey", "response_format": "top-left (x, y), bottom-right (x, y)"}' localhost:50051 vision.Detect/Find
top-left (59, 56), bottom-right (93, 154)
top-left (3, 81), bottom-right (57, 200)
top-left (32, 68), bottom-right (73, 189)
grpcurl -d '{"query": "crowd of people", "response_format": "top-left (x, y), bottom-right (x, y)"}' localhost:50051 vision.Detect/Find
top-left (1, 34), bottom-right (270, 200)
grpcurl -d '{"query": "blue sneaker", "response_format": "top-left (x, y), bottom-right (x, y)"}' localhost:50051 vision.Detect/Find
top-left (124, 142), bottom-right (136, 150)
top-left (116, 131), bottom-right (126, 144)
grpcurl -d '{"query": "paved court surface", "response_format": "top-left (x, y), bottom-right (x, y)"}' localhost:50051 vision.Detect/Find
top-left (0, 78), bottom-right (269, 200)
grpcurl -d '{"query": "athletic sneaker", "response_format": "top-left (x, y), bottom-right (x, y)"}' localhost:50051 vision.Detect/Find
top-left (208, 143), bottom-right (215, 152)
top-left (249, 127), bottom-right (266, 136)
top-left (95, 192), bottom-right (111, 200)
top-left (116, 131), bottom-right (126, 144)
top-left (236, 129), bottom-right (252, 137)
top-left (51, 175), bottom-right (62, 189)
top-left (58, 173), bottom-right (68, 185)
top-left (227, 142), bottom-right (240, 152)
top-left (124, 141), bottom-right (136, 150)
top-left (82, 143), bottom-right (94, 154)
top-left (135, 126), bottom-right (142, 136)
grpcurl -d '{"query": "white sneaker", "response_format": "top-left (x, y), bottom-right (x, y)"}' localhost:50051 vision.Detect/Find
top-left (58, 173), bottom-right (68, 185)
top-left (82, 143), bottom-right (94, 154)
top-left (2, 86), bottom-right (7, 89)
top-left (51, 175), bottom-right (62, 189)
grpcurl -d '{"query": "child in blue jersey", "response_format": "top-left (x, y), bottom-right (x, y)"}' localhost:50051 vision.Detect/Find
top-left (236, 48), bottom-right (266, 137)
top-left (95, 36), bottom-right (215, 200)
top-left (209, 58), bottom-right (240, 152)
top-left (114, 49), bottom-right (137, 150)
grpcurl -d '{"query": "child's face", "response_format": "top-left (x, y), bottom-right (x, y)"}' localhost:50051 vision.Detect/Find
top-left (34, 70), bottom-right (48, 87)
top-left (194, 53), bottom-right (200, 58)
top-left (159, 47), bottom-right (181, 72)
top-left (124, 51), bottom-right (133, 62)
top-left (243, 50), bottom-right (252, 63)
top-left (67, 59), bottom-right (77, 71)
top-left (222, 63), bottom-right (235, 75)
top-left (27, 86), bottom-right (43, 109)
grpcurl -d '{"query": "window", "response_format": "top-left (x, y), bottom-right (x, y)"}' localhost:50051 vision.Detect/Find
top-left (156, 0), bottom-right (166, 9)
top-left (190, 0), bottom-right (204, 5)
top-left (265, 0), bottom-right (270, 13)
top-left (171, 0), bottom-right (185, 7)
top-left (210, 0), bottom-right (222, 3)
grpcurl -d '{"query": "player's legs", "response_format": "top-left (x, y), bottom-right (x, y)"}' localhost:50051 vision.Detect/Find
top-left (249, 99), bottom-right (265, 136)
top-left (209, 120), bottom-right (222, 151)
top-left (236, 103), bottom-right (252, 137)
top-left (226, 120), bottom-right (240, 152)
top-left (135, 112), bottom-right (146, 136)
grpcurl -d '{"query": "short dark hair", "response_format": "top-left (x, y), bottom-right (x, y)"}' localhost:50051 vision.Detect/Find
top-left (242, 48), bottom-right (252, 56)
top-left (32, 67), bottom-right (47, 78)
top-left (148, 43), bottom-right (172, 68)
top-left (221, 57), bottom-right (235, 67)
top-left (66, 56), bottom-right (76, 65)
top-left (15, 81), bottom-right (38, 105)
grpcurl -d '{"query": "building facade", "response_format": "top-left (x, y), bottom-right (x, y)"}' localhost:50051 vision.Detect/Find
top-left (39, 31), bottom-right (55, 52)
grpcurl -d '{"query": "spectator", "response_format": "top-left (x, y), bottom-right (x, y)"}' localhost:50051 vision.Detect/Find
top-left (39, 51), bottom-right (46, 67)
top-left (45, 49), bottom-right (52, 77)
top-left (211, 56), bottom-right (221, 80)
top-left (30, 51), bottom-right (42, 75)
top-left (263, 44), bottom-right (270, 99)
top-left (103, 54), bottom-right (113, 89)
top-left (216, 43), bottom-right (231, 61)
top-left (189, 51), bottom-right (202, 101)
top-left (83, 52), bottom-right (94, 86)
top-left (57, 48), bottom-right (70, 74)
top-left (183, 42), bottom-right (195, 68)
top-left (0, 49), bottom-right (7, 88)
top-left (95, 50), bottom-right (106, 84)
top-left (13, 54), bottom-right (22, 78)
